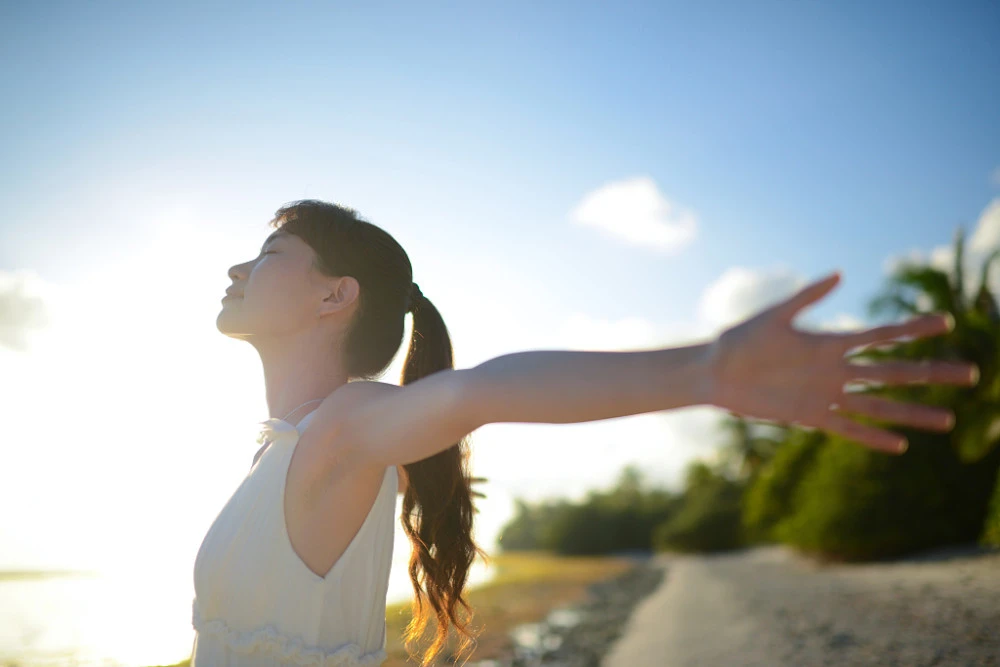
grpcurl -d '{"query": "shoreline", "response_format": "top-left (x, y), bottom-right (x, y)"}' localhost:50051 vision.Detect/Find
top-left (381, 552), bottom-right (640, 666)
top-left (466, 554), bottom-right (667, 667)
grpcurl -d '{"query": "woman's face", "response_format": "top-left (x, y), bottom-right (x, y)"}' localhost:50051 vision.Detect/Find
top-left (217, 230), bottom-right (337, 340)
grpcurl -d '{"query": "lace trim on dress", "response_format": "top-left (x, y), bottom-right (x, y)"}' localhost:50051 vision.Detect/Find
top-left (192, 601), bottom-right (387, 667)
top-left (256, 417), bottom-right (301, 445)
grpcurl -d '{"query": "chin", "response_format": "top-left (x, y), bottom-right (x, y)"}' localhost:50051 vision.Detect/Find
top-left (215, 308), bottom-right (245, 337)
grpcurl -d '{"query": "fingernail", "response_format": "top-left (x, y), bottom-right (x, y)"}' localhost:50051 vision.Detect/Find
top-left (970, 365), bottom-right (980, 384)
top-left (897, 439), bottom-right (908, 453)
top-left (941, 313), bottom-right (955, 333)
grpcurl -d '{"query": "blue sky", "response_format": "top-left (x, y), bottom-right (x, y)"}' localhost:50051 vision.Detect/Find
top-left (4, 2), bottom-right (998, 311)
top-left (0, 1), bottom-right (998, 577)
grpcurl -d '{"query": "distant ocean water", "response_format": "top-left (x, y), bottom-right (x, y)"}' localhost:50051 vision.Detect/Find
top-left (1, 562), bottom-right (496, 667)
top-left (1, 527), bottom-right (498, 667)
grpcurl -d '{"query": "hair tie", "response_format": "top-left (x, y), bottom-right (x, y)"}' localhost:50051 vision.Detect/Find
top-left (407, 282), bottom-right (424, 314)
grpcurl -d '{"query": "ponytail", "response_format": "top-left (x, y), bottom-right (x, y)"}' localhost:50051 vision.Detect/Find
top-left (399, 286), bottom-right (488, 666)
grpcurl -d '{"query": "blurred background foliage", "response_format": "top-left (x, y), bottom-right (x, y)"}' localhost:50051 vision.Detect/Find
top-left (498, 225), bottom-right (1000, 560)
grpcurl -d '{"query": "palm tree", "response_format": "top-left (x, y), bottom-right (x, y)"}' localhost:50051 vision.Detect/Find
top-left (861, 225), bottom-right (1000, 462)
top-left (718, 413), bottom-right (784, 481)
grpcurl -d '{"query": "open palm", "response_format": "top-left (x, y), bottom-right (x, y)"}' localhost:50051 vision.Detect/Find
top-left (707, 271), bottom-right (980, 454)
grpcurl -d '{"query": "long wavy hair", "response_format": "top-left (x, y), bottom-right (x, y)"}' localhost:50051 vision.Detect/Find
top-left (269, 199), bottom-right (488, 666)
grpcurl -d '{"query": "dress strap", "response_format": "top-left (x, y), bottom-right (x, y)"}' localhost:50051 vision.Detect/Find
top-left (277, 398), bottom-right (324, 423)
top-left (255, 399), bottom-right (325, 446)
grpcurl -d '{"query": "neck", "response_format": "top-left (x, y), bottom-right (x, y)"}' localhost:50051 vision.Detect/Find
top-left (253, 332), bottom-right (349, 424)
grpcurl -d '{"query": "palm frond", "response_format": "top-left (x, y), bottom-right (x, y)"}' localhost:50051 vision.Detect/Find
top-left (883, 264), bottom-right (959, 314)
top-left (866, 291), bottom-right (923, 320)
top-left (953, 225), bottom-right (967, 318)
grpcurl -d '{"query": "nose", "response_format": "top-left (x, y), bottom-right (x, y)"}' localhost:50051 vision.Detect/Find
top-left (228, 264), bottom-right (247, 283)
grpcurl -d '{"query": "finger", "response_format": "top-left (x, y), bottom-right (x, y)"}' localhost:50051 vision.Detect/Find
top-left (835, 313), bottom-right (954, 351)
top-left (846, 359), bottom-right (980, 386)
top-left (818, 412), bottom-right (909, 454)
top-left (832, 393), bottom-right (955, 432)
top-left (777, 271), bottom-right (842, 322)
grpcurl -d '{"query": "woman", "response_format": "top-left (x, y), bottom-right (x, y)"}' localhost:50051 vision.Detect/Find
top-left (192, 199), bottom-right (977, 667)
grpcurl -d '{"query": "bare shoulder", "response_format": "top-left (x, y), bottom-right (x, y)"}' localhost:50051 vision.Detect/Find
top-left (314, 379), bottom-right (399, 415)
top-left (312, 379), bottom-right (401, 427)
top-left (299, 380), bottom-right (405, 486)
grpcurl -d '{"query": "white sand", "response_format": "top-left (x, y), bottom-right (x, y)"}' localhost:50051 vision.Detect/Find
top-left (603, 544), bottom-right (1000, 667)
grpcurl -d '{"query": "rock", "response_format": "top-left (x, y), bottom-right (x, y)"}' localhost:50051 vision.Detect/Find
top-left (469, 555), bottom-right (665, 667)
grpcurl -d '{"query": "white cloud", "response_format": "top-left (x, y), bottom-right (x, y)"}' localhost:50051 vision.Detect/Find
top-left (569, 176), bottom-right (698, 254)
top-left (816, 312), bottom-right (867, 332)
top-left (883, 198), bottom-right (1000, 303)
top-left (882, 248), bottom-right (926, 276)
top-left (968, 198), bottom-right (1000, 255)
top-left (696, 266), bottom-right (866, 336)
top-left (697, 266), bottom-right (806, 332)
top-left (929, 244), bottom-right (955, 273)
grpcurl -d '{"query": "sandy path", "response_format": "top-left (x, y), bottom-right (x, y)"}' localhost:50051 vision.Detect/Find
top-left (603, 544), bottom-right (1000, 667)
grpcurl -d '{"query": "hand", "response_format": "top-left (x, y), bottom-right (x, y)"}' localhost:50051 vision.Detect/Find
top-left (705, 271), bottom-right (980, 454)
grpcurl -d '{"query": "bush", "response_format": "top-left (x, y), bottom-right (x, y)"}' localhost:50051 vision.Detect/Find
top-left (498, 499), bottom-right (570, 551)
top-left (546, 503), bottom-right (621, 555)
top-left (497, 466), bottom-right (678, 555)
top-left (774, 427), bottom-right (1000, 561)
top-left (653, 462), bottom-right (745, 553)
top-left (741, 429), bottom-right (826, 544)
top-left (979, 467), bottom-right (1000, 547)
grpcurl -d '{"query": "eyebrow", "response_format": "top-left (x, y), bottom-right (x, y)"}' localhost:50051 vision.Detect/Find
top-left (260, 230), bottom-right (290, 250)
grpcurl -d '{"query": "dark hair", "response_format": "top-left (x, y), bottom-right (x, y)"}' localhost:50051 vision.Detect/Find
top-left (269, 200), bottom-right (487, 666)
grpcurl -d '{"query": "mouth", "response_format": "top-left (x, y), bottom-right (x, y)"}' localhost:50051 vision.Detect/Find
top-left (222, 295), bottom-right (242, 302)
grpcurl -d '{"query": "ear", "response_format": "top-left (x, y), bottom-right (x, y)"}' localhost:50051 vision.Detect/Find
top-left (321, 276), bottom-right (360, 314)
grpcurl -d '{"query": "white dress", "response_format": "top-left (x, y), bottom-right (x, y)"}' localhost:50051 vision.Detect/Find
top-left (191, 407), bottom-right (399, 666)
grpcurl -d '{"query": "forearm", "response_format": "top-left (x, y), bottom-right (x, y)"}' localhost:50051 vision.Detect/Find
top-left (467, 342), bottom-right (717, 426)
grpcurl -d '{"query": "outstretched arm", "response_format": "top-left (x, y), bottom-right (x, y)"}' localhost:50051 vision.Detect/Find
top-left (321, 342), bottom-right (714, 468)
top-left (307, 272), bottom-right (978, 471)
